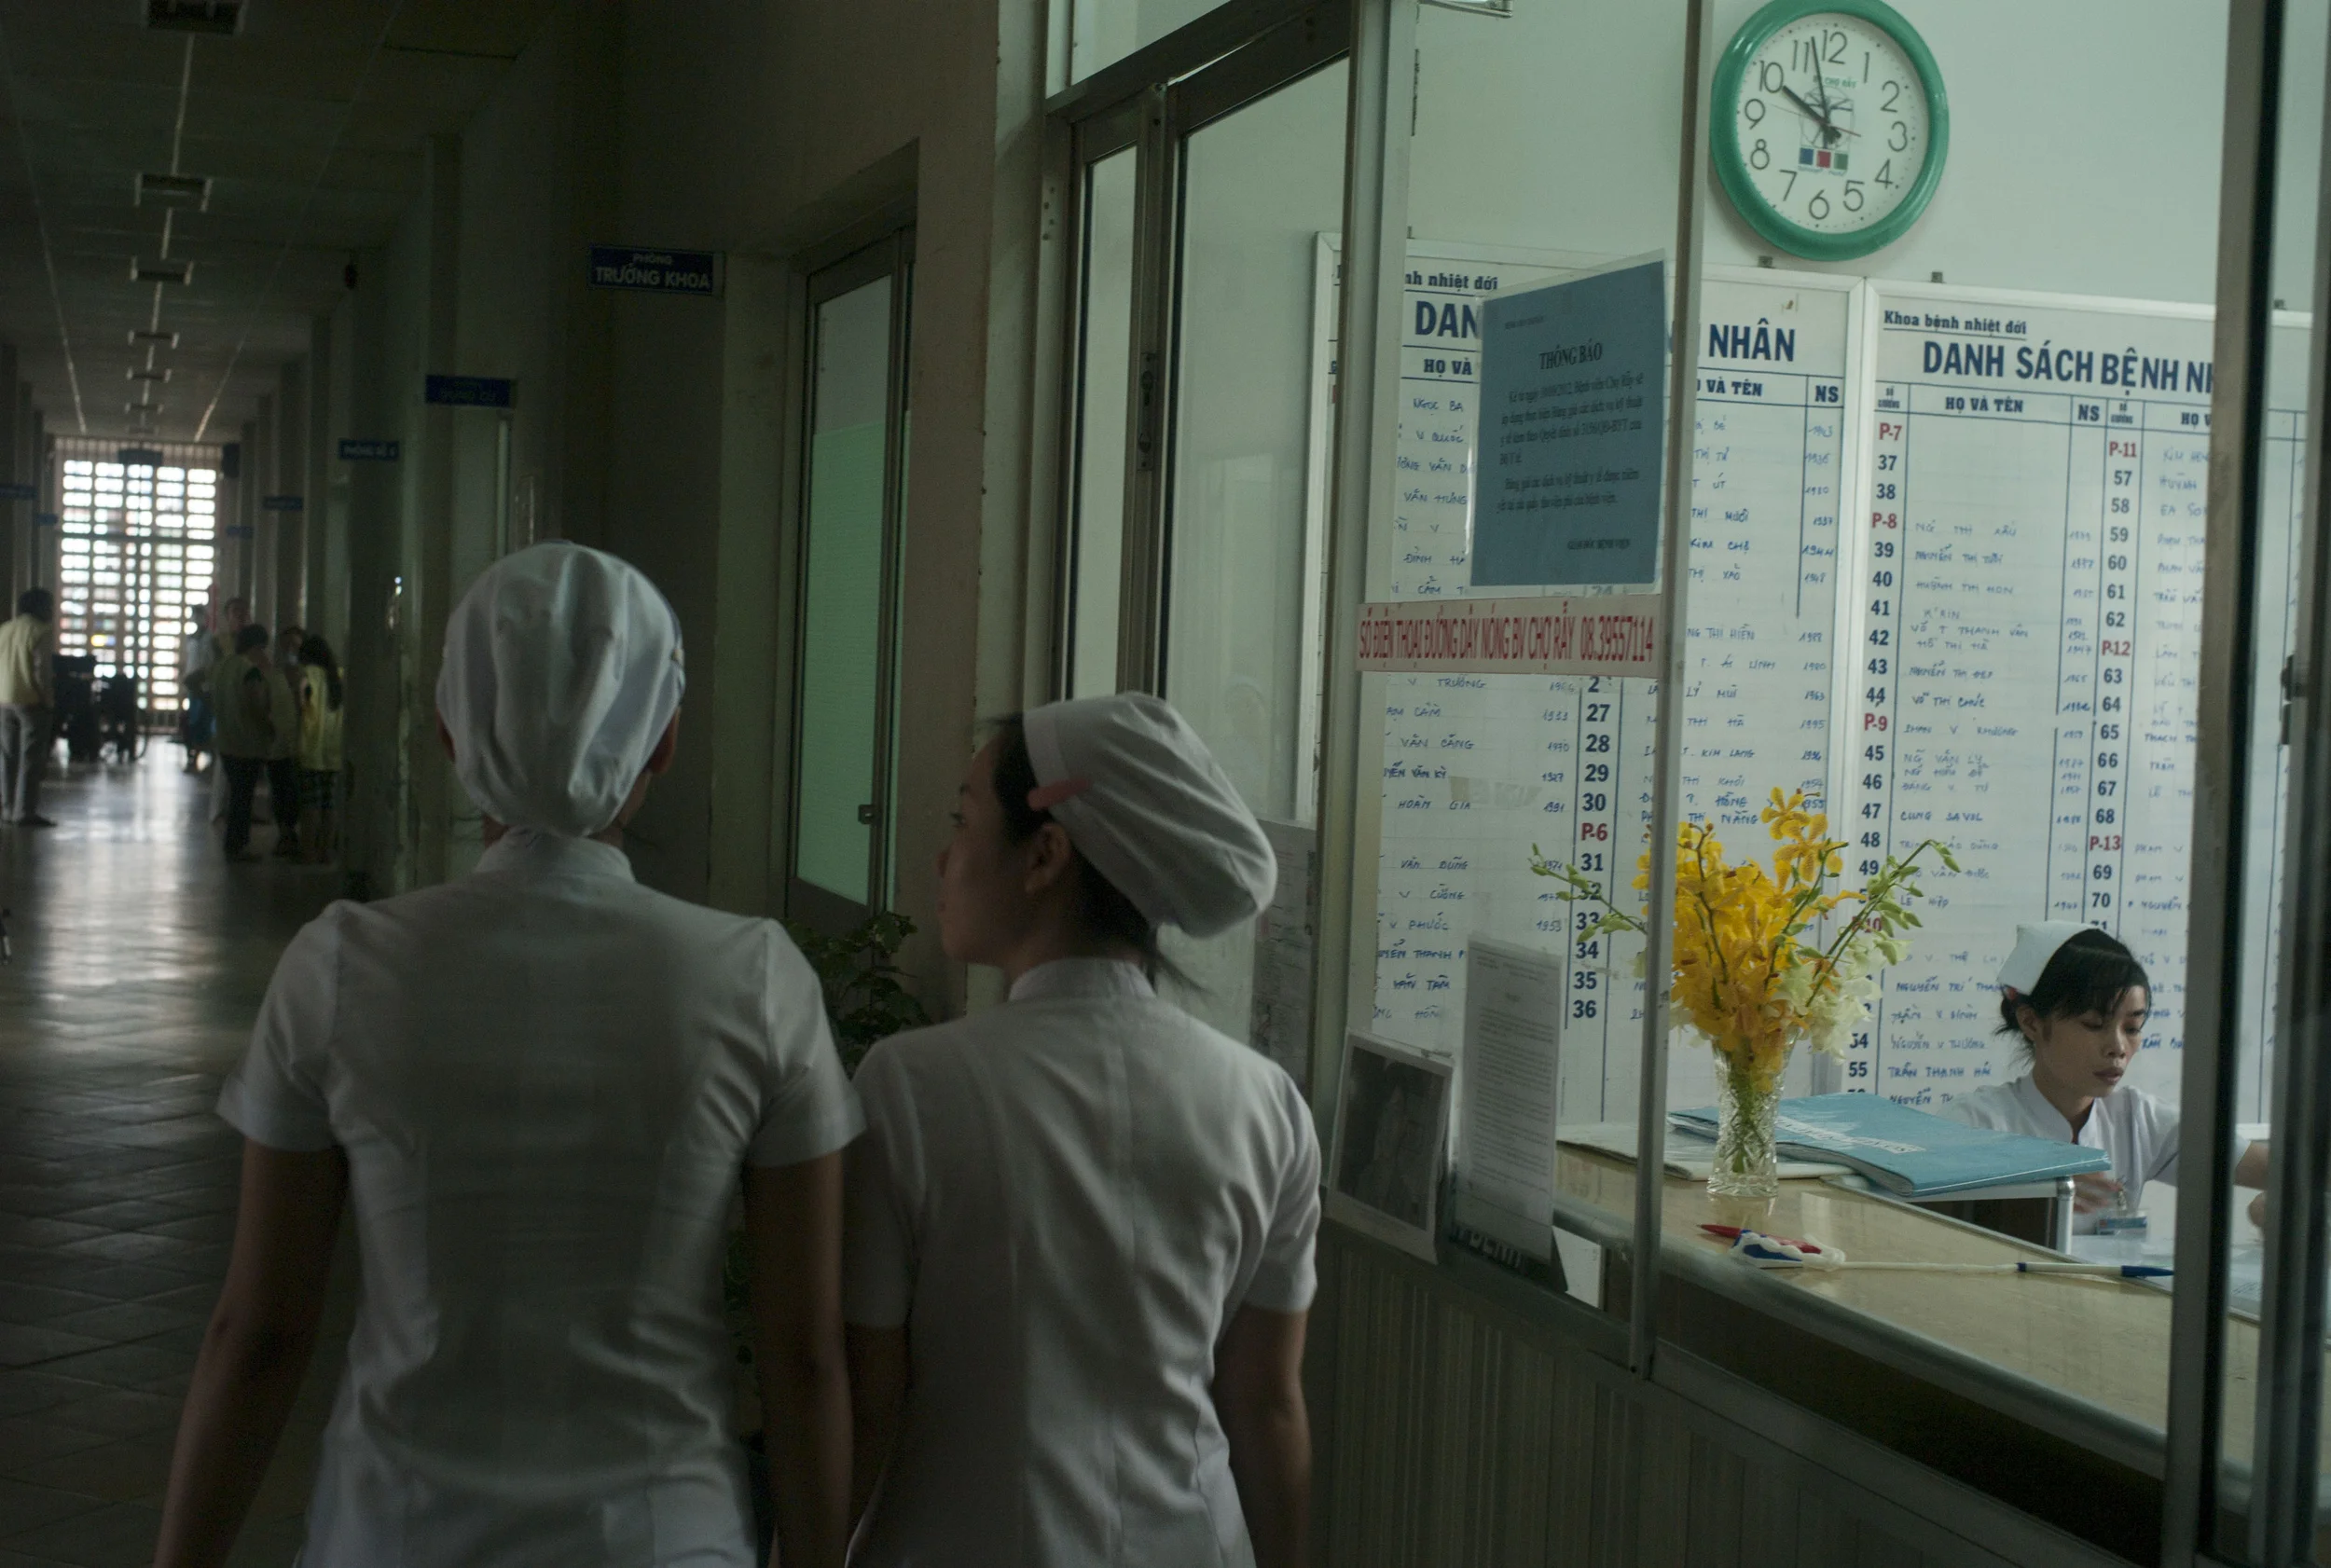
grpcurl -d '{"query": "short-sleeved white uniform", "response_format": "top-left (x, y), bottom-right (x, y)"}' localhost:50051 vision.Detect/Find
top-left (1938, 1072), bottom-right (2224, 1233)
top-left (844, 958), bottom-right (1321, 1568)
top-left (217, 830), bottom-right (862, 1567)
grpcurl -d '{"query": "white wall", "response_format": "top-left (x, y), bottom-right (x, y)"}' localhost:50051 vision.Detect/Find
top-left (1408, 0), bottom-right (2330, 308)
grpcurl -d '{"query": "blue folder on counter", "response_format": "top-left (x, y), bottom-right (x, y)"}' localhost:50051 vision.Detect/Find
top-left (1668, 1093), bottom-right (2110, 1198)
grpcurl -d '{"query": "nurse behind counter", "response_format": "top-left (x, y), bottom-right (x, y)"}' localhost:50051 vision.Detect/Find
top-left (1939, 923), bottom-right (2269, 1233)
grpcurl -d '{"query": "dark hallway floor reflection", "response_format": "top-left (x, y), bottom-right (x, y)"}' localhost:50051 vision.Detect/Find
top-left (0, 753), bottom-right (349, 1567)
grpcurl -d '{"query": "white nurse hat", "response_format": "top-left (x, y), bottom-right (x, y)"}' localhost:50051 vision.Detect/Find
top-left (1997, 921), bottom-right (2094, 995)
top-left (1020, 693), bottom-right (1276, 938)
top-left (436, 541), bottom-right (685, 838)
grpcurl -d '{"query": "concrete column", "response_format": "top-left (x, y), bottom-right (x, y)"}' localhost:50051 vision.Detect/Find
top-left (705, 252), bottom-right (791, 916)
top-left (408, 133), bottom-right (462, 888)
top-left (276, 358), bottom-right (308, 631)
top-left (234, 418), bottom-right (261, 612)
top-left (0, 347), bottom-right (22, 608)
top-left (341, 250), bottom-right (397, 898)
top-left (305, 315), bottom-right (334, 639)
top-left (251, 394), bottom-right (278, 629)
top-left (30, 413), bottom-right (48, 598)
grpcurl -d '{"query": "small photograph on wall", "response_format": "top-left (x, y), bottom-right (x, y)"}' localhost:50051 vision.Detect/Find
top-left (1328, 1032), bottom-right (1453, 1262)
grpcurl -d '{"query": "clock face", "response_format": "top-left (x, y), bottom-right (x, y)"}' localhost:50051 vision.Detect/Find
top-left (1715, 2), bottom-right (1947, 258)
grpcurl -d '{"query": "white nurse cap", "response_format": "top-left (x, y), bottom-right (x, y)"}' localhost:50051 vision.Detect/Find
top-left (1020, 693), bottom-right (1276, 938)
top-left (436, 541), bottom-right (686, 837)
top-left (1997, 921), bottom-right (2093, 995)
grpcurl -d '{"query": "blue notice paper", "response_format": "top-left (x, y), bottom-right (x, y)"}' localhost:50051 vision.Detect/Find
top-left (1472, 259), bottom-right (1665, 585)
top-left (1669, 1093), bottom-right (2111, 1197)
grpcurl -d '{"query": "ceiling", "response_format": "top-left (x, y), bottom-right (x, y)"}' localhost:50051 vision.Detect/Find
top-left (0, 0), bottom-right (561, 449)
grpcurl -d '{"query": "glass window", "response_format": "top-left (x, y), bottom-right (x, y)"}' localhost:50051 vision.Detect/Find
top-left (1164, 61), bottom-right (1348, 826)
top-left (1348, 2), bottom-right (1691, 1262)
top-left (1144, 60), bottom-right (1349, 1052)
top-left (1068, 146), bottom-right (1138, 698)
top-left (1317, 0), bottom-right (2331, 1553)
top-left (1062, 0), bottom-right (1222, 86)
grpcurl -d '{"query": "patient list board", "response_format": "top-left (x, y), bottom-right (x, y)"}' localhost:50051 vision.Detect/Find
top-left (1848, 288), bottom-right (2306, 1111)
top-left (1365, 260), bottom-right (1850, 1123)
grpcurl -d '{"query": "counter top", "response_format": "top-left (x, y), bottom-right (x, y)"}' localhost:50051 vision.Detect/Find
top-left (1553, 1146), bottom-right (2297, 1473)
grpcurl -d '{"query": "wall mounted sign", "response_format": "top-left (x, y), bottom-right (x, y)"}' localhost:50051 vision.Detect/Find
top-left (261, 494), bottom-right (305, 512)
top-left (117, 447), bottom-right (165, 466)
top-left (1472, 260), bottom-right (1666, 585)
top-left (338, 439), bottom-right (400, 461)
top-left (0, 482), bottom-right (34, 502)
top-left (1354, 593), bottom-right (1662, 677)
top-left (589, 244), bottom-right (722, 297)
top-left (424, 375), bottom-right (515, 409)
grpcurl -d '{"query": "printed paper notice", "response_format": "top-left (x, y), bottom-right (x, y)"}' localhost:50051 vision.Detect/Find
top-left (1472, 258), bottom-right (1665, 585)
top-left (1457, 937), bottom-right (1566, 1224)
top-left (1249, 819), bottom-right (1317, 1089)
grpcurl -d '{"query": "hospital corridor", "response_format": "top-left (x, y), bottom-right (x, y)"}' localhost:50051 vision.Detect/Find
top-left (0, 760), bottom-right (348, 1566)
top-left (3, 2), bottom-right (2331, 1567)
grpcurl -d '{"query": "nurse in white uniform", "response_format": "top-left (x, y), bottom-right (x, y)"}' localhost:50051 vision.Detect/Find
top-left (1939, 922), bottom-right (2268, 1231)
top-left (156, 543), bottom-right (863, 1568)
top-left (843, 694), bottom-right (1321, 1568)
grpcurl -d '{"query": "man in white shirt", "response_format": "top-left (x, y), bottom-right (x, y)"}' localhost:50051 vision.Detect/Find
top-left (0, 587), bottom-right (56, 827)
top-left (156, 544), bottom-right (862, 1568)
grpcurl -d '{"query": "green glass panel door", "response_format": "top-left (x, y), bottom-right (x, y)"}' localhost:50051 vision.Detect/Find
top-left (794, 274), bottom-right (895, 902)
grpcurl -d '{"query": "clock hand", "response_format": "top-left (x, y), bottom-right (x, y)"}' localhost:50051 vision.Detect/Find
top-left (1777, 84), bottom-right (1859, 141)
top-left (1810, 66), bottom-right (1842, 146)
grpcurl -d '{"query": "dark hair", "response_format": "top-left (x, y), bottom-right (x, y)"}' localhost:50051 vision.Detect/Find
top-left (989, 714), bottom-right (1179, 985)
top-left (17, 588), bottom-right (50, 618)
top-left (298, 635), bottom-right (344, 710)
top-left (1997, 928), bottom-right (2149, 1043)
top-left (236, 625), bottom-right (269, 653)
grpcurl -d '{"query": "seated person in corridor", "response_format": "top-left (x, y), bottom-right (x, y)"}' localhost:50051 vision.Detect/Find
top-left (154, 543), bottom-right (862, 1568)
top-left (844, 694), bottom-right (1320, 1568)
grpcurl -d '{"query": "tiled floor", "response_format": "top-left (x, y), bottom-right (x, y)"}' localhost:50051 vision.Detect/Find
top-left (0, 753), bottom-right (350, 1567)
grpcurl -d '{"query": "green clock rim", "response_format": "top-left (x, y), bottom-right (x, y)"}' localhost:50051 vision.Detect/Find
top-left (1709, 0), bottom-right (1951, 263)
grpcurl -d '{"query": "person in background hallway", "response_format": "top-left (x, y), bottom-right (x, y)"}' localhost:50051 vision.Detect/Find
top-left (845, 693), bottom-right (1319, 1568)
top-left (294, 634), bottom-right (344, 865)
top-left (154, 542), bottom-right (860, 1568)
top-left (210, 598), bottom-right (249, 823)
top-left (181, 604), bottom-right (216, 774)
top-left (0, 588), bottom-right (57, 828)
top-left (265, 626), bottom-right (307, 832)
top-left (209, 626), bottom-right (299, 864)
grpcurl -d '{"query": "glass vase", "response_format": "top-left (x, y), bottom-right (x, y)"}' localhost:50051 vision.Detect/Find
top-left (1708, 1049), bottom-right (1786, 1200)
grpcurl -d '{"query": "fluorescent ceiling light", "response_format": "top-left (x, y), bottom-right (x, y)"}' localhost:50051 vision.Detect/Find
top-left (136, 172), bottom-right (211, 210)
top-left (145, 1), bottom-right (241, 34)
top-left (129, 329), bottom-right (179, 348)
top-left (131, 258), bottom-right (192, 284)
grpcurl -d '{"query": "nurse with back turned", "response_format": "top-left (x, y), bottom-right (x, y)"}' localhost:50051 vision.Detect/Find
top-left (1941, 921), bottom-right (2269, 1232)
top-left (843, 694), bottom-right (1321, 1568)
top-left (156, 543), bottom-right (862, 1568)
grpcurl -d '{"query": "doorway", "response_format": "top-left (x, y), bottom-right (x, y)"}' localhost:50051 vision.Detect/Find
top-left (788, 229), bottom-right (915, 926)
